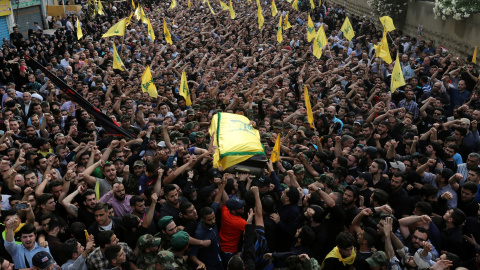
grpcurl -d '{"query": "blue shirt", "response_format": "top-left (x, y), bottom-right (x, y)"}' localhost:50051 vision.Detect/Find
top-left (5, 239), bottom-right (51, 269)
top-left (190, 202), bottom-right (223, 269)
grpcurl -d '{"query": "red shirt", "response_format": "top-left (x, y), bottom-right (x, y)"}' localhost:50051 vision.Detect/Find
top-left (219, 205), bottom-right (246, 253)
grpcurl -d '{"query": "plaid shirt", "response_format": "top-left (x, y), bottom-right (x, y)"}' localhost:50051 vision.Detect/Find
top-left (86, 242), bottom-right (134, 270)
top-left (398, 99), bottom-right (419, 120)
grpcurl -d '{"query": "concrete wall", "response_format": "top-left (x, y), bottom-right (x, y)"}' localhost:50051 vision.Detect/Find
top-left (329, 0), bottom-right (480, 59)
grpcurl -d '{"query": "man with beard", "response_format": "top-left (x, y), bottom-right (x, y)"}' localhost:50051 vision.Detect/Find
top-left (178, 201), bottom-right (199, 236)
top-left (125, 160), bottom-right (144, 195)
top-left (369, 159), bottom-right (390, 192)
top-left (160, 184), bottom-right (188, 225)
top-left (457, 152), bottom-right (480, 184)
top-left (99, 182), bottom-right (133, 218)
top-left (353, 172), bottom-right (373, 207)
top-left (45, 218), bottom-right (67, 265)
top-left (443, 144), bottom-right (458, 172)
top-left (388, 172), bottom-right (409, 219)
top-left (130, 195), bottom-right (158, 234)
top-left (83, 160), bottom-right (120, 198)
top-left (12, 125), bottom-right (42, 151)
top-left (342, 185), bottom-right (360, 231)
top-left (62, 187), bottom-right (97, 226)
top-left (398, 89), bottom-right (419, 120)
top-left (373, 121), bottom-right (392, 147)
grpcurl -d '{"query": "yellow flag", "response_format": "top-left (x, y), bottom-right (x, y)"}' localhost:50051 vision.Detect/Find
top-left (391, 53), bottom-right (406, 92)
top-left (277, 13), bottom-right (283, 43)
top-left (473, 46), bottom-right (477, 64)
top-left (257, 1), bottom-right (264, 29)
top-left (209, 113), bottom-right (265, 170)
top-left (292, 0), bottom-right (298, 10)
top-left (172, 19), bottom-right (175, 25)
top-left (379, 16), bottom-right (395, 32)
top-left (95, 181), bottom-right (100, 201)
top-left (270, 133), bottom-right (281, 162)
top-left (312, 25), bottom-right (327, 59)
top-left (76, 17), bottom-right (83, 40)
top-left (341, 17), bottom-right (355, 41)
top-left (373, 31), bottom-right (392, 64)
top-left (188, 0), bottom-right (191, 8)
top-left (131, 0), bottom-right (135, 8)
top-left (112, 41), bottom-right (125, 71)
top-left (163, 19), bottom-right (173, 45)
top-left (283, 12), bottom-right (292, 30)
top-left (102, 18), bottom-right (127, 38)
top-left (170, 0), bottom-right (177, 9)
top-left (141, 66), bottom-right (158, 98)
top-left (125, 12), bottom-right (134, 26)
top-left (271, 0), bottom-right (278, 17)
top-left (134, 6), bottom-right (141, 21)
top-left (147, 18), bottom-right (155, 42)
top-left (309, 0), bottom-right (314, 9)
top-left (139, 6), bottom-right (149, 24)
top-left (97, 0), bottom-right (104, 15)
top-left (220, 0), bottom-right (229, 10)
top-left (207, 0), bottom-right (216, 14)
top-left (307, 14), bottom-right (316, 42)
top-left (229, 0), bottom-right (236, 19)
top-left (286, 0), bottom-right (292, 3)
top-left (304, 85), bottom-right (315, 129)
top-left (179, 70), bottom-right (192, 106)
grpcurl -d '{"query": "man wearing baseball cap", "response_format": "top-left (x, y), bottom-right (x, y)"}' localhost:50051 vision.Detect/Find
top-left (32, 251), bottom-right (58, 270)
top-left (136, 234), bottom-right (161, 269)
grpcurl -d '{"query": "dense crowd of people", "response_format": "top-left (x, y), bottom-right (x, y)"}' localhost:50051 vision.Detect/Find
top-left (0, 0), bottom-right (479, 269)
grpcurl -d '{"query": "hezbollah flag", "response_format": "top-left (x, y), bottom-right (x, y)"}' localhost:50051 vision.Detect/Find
top-left (307, 14), bottom-right (316, 42)
top-left (257, 0), bottom-right (264, 29)
top-left (147, 18), bottom-right (155, 41)
top-left (391, 53), bottom-right (406, 92)
top-left (141, 66), bottom-right (158, 98)
top-left (170, 0), bottom-right (177, 9)
top-left (97, 0), bottom-right (104, 15)
top-left (229, 0), bottom-right (236, 19)
top-left (24, 54), bottom-right (133, 138)
top-left (292, 0), bottom-right (298, 10)
top-left (304, 85), bottom-right (315, 129)
top-left (179, 70), bottom-right (192, 106)
top-left (220, 0), bottom-right (229, 10)
top-left (207, 0), bottom-right (216, 14)
top-left (379, 16), bottom-right (395, 32)
top-left (283, 12), bottom-right (292, 30)
top-left (473, 46), bottom-right (477, 64)
top-left (271, 0), bottom-right (278, 17)
top-left (270, 133), bottom-right (281, 162)
top-left (313, 25), bottom-right (327, 59)
top-left (309, 0), bottom-right (314, 9)
top-left (374, 31), bottom-right (392, 64)
top-left (76, 17), bottom-right (83, 40)
top-left (102, 18), bottom-right (127, 38)
top-left (164, 19), bottom-right (173, 45)
top-left (112, 41), bottom-right (125, 71)
top-left (277, 13), bottom-right (283, 43)
top-left (341, 17), bottom-right (355, 41)
top-left (209, 113), bottom-right (265, 170)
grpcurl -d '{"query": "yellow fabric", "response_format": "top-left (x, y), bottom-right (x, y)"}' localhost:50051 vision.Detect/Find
top-left (304, 85), bottom-right (315, 129)
top-left (292, 0), bottom-right (298, 11)
top-left (134, 6), bottom-right (141, 21)
top-left (139, 6), bottom-right (149, 24)
top-left (312, 25), bottom-right (327, 59)
top-left (97, 0), bottom-right (104, 15)
top-left (102, 18), bottom-right (127, 38)
top-left (307, 14), bottom-right (316, 42)
top-left (341, 17), bottom-right (355, 41)
top-left (270, 133), bottom-right (281, 162)
top-left (321, 246), bottom-right (356, 268)
top-left (131, 0), bottom-right (135, 8)
top-left (220, 0), bottom-right (229, 10)
top-left (95, 181), bottom-right (100, 201)
top-left (179, 70), bottom-right (192, 106)
top-left (209, 113), bottom-right (265, 170)
top-left (163, 19), bottom-right (173, 45)
top-left (3, 223), bottom-right (25, 245)
top-left (473, 46), bottom-right (477, 64)
top-left (170, 0), bottom-right (177, 9)
top-left (391, 53), bottom-right (406, 92)
top-left (309, 0), bottom-right (314, 9)
top-left (207, 0), bottom-right (216, 14)
top-left (141, 66), bottom-right (158, 98)
top-left (84, 230), bottom-right (90, 241)
top-left (147, 18), bottom-right (155, 41)
top-left (271, 0), bottom-right (277, 17)
top-left (76, 17), bottom-right (83, 40)
top-left (379, 16), bottom-right (395, 32)
top-left (125, 12), bottom-right (134, 26)
top-left (277, 13), bottom-right (283, 43)
top-left (257, 0), bottom-right (264, 29)
top-left (188, 0), bottom-right (191, 8)
top-left (229, 0), bottom-right (235, 19)
top-left (283, 13), bottom-right (292, 30)
top-left (373, 31), bottom-right (392, 64)
top-left (112, 41), bottom-right (125, 71)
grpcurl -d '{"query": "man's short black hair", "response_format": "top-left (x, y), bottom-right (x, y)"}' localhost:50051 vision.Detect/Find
top-left (336, 231), bottom-right (355, 249)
